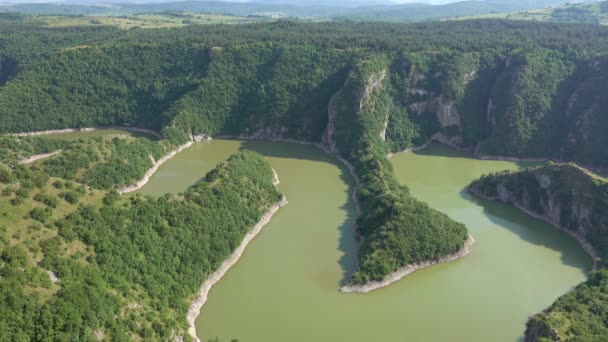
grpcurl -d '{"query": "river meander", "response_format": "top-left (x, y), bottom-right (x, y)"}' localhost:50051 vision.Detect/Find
top-left (139, 140), bottom-right (591, 342)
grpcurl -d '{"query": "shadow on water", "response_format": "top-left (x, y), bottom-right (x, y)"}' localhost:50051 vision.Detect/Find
top-left (336, 168), bottom-right (359, 286)
top-left (460, 188), bottom-right (592, 270)
top-left (239, 140), bottom-right (334, 163)
top-left (412, 142), bottom-right (541, 170)
top-left (238, 139), bottom-right (360, 285)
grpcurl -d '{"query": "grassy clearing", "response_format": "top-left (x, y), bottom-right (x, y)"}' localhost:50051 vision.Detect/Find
top-left (27, 12), bottom-right (270, 29)
top-left (0, 173), bottom-right (107, 301)
top-left (41, 129), bottom-right (159, 141)
top-left (457, 2), bottom-right (608, 25)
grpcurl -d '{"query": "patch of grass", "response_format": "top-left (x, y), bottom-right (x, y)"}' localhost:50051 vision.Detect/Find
top-left (26, 12), bottom-right (269, 29)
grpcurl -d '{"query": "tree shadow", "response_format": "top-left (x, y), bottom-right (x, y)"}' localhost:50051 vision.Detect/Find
top-left (412, 142), bottom-right (542, 170)
top-left (239, 139), bottom-right (330, 163)
top-left (336, 166), bottom-right (359, 286)
top-left (460, 188), bottom-right (593, 271)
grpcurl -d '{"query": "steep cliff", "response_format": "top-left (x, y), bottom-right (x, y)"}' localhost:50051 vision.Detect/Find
top-left (469, 163), bottom-right (607, 264)
top-left (331, 55), bottom-right (469, 286)
top-left (556, 57), bottom-right (608, 168)
top-left (474, 48), bottom-right (574, 157)
top-left (469, 163), bottom-right (608, 342)
top-left (524, 270), bottom-right (608, 342)
top-left (384, 50), bottom-right (480, 152)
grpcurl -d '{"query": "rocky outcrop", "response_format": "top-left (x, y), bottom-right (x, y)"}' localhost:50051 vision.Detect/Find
top-left (524, 317), bottom-right (561, 342)
top-left (470, 163), bottom-right (608, 341)
top-left (359, 69), bottom-right (387, 111)
top-left (19, 150), bottom-right (62, 164)
top-left (523, 269), bottom-right (608, 342)
top-left (325, 71), bottom-right (363, 214)
top-left (401, 60), bottom-right (480, 150)
top-left (469, 163), bottom-right (605, 265)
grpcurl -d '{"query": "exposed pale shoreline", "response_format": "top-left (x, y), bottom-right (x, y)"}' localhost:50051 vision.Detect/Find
top-left (386, 140), bottom-right (433, 159)
top-left (186, 169), bottom-right (287, 342)
top-left (469, 187), bottom-right (600, 268)
top-left (19, 150), bottom-right (62, 164)
top-left (340, 236), bottom-right (476, 293)
top-left (118, 140), bottom-right (198, 194)
top-left (474, 154), bottom-right (549, 162)
top-left (7, 126), bottom-right (163, 139)
top-left (214, 134), bottom-right (362, 215)
top-left (5, 126), bottom-right (212, 194)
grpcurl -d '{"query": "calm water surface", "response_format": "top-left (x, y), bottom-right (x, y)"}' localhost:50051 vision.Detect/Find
top-left (140, 140), bottom-right (591, 342)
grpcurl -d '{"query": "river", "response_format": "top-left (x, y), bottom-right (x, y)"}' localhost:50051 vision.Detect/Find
top-left (139, 140), bottom-right (591, 342)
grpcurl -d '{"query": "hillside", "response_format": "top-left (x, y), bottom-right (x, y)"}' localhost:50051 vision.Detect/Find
top-left (462, 1), bottom-right (608, 25)
top-left (2, 18), bottom-right (608, 280)
top-left (525, 270), bottom-right (608, 342)
top-left (0, 0), bottom-right (573, 22)
top-left (0, 147), bottom-right (283, 340)
top-left (5, 20), bottom-right (608, 164)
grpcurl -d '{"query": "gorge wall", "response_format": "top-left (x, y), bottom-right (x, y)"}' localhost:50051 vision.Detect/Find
top-left (469, 163), bottom-right (608, 342)
top-left (469, 163), bottom-right (607, 264)
top-left (3, 36), bottom-right (608, 285)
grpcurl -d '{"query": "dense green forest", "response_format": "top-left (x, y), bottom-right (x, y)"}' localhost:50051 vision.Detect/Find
top-left (3, 16), bottom-right (608, 284)
top-left (329, 55), bottom-right (469, 283)
top-left (3, 20), bottom-right (608, 167)
top-left (0, 150), bottom-right (282, 340)
top-left (0, 133), bottom-right (186, 191)
top-left (469, 163), bottom-right (608, 341)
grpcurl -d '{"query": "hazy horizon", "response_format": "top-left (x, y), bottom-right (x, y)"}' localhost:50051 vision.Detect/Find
top-left (0, 0), bottom-right (468, 5)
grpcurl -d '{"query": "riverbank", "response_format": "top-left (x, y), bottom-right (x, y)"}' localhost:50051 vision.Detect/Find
top-left (388, 138), bottom-right (546, 162)
top-left (469, 187), bottom-right (600, 268)
top-left (7, 126), bottom-right (163, 139)
top-left (386, 140), bottom-right (434, 159)
top-left (339, 236), bottom-right (476, 293)
top-left (475, 154), bottom-right (549, 163)
top-left (187, 169), bottom-right (287, 342)
top-left (118, 140), bottom-right (200, 194)
top-left (19, 150), bottom-right (62, 164)
top-left (215, 134), bottom-right (362, 215)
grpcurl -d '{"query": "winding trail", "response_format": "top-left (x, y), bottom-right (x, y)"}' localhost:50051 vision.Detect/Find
top-left (7, 126), bottom-right (163, 139)
top-left (186, 169), bottom-right (287, 342)
top-left (19, 150), bottom-right (62, 164)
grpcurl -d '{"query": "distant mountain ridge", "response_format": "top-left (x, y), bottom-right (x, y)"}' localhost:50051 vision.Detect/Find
top-left (0, 0), bottom-right (581, 22)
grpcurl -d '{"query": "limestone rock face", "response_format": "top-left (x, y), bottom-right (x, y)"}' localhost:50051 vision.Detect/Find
top-left (469, 163), bottom-right (605, 263)
top-left (469, 163), bottom-right (608, 342)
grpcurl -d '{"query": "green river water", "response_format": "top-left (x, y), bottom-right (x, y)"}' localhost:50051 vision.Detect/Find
top-left (138, 139), bottom-right (592, 342)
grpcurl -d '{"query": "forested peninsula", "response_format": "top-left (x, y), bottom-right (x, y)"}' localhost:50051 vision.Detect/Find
top-left (469, 163), bottom-right (608, 341)
top-left (0, 147), bottom-right (283, 340)
top-left (3, 17), bottom-right (608, 340)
